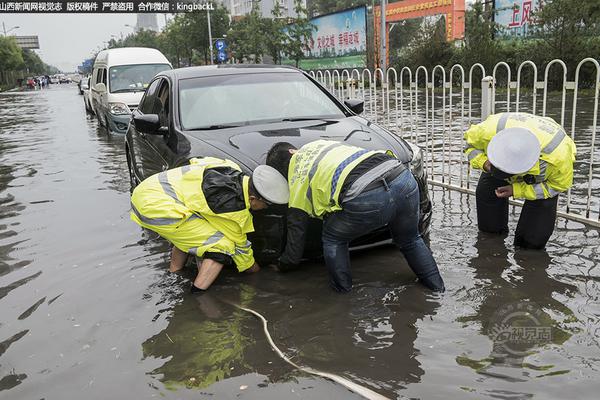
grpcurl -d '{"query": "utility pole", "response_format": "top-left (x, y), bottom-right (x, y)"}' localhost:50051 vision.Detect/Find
top-left (207, 8), bottom-right (214, 65)
top-left (380, 0), bottom-right (387, 77)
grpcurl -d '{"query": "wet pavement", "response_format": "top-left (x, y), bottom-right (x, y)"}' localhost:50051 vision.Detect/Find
top-left (1, 85), bottom-right (599, 399)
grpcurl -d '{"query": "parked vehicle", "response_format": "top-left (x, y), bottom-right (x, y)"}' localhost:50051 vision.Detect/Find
top-left (125, 65), bottom-right (432, 263)
top-left (58, 75), bottom-right (71, 84)
top-left (91, 47), bottom-right (172, 134)
top-left (82, 77), bottom-right (94, 114)
top-left (78, 76), bottom-right (89, 95)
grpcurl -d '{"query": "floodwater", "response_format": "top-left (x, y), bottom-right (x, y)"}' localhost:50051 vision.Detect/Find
top-left (0, 85), bottom-right (599, 399)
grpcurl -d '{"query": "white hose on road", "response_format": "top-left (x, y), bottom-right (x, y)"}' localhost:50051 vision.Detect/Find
top-left (232, 304), bottom-right (391, 400)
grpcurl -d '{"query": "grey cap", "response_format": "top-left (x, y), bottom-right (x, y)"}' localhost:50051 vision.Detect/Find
top-left (252, 165), bottom-right (289, 205)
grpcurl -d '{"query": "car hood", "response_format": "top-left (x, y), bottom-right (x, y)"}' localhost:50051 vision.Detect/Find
top-left (187, 117), bottom-right (411, 172)
top-left (106, 91), bottom-right (144, 106)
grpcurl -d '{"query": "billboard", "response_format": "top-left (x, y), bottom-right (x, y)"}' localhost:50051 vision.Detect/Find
top-left (13, 36), bottom-right (40, 49)
top-left (494, 0), bottom-right (541, 38)
top-left (282, 6), bottom-right (367, 70)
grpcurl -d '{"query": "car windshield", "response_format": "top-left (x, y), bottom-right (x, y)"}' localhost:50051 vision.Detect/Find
top-left (109, 64), bottom-right (171, 93)
top-left (178, 72), bottom-right (346, 130)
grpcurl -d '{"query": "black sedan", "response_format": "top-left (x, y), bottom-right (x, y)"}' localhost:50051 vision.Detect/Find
top-left (125, 65), bottom-right (432, 263)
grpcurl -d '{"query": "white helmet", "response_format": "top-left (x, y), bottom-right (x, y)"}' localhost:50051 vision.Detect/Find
top-left (487, 127), bottom-right (541, 175)
top-left (252, 165), bottom-right (289, 205)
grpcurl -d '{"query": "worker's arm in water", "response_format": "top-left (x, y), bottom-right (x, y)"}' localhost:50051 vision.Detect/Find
top-left (511, 162), bottom-right (573, 200)
top-left (193, 258), bottom-right (224, 290)
top-left (245, 262), bottom-right (260, 273)
top-left (464, 124), bottom-right (492, 170)
top-left (277, 207), bottom-right (310, 271)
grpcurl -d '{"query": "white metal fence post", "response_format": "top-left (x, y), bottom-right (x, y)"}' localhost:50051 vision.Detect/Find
top-left (481, 76), bottom-right (495, 120)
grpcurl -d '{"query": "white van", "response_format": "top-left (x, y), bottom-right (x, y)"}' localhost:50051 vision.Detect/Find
top-left (91, 47), bottom-right (172, 134)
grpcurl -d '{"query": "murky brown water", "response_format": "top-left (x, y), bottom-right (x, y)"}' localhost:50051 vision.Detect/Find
top-left (1, 85), bottom-right (599, 399)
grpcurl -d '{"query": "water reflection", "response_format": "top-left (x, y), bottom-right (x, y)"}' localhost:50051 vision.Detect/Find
top-left (142, 284), bottom-right (286, 391)
top-left (458, 233), bottom-right (575, 383)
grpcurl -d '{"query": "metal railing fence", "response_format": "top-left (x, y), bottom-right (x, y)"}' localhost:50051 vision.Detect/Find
top-left (309, 58), bottom-right (600, 228)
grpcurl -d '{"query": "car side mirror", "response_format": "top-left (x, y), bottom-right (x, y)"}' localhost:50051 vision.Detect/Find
top-left (133, 113), bottom-right (161, 134)
top-left (95, 82), bottom-right (106, 92)
top-left (344, 98), bottom-right (364, 115)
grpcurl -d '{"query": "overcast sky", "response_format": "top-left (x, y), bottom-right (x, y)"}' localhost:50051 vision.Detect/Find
top-left (2, 1), bottom-right (477, 72)
top-left (1, 13), bottom-right (167, 71)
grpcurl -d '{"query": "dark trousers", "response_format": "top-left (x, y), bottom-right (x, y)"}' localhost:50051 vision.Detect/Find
top-left (321, 169), bottom-right (445, 293)
top-left (475, 172), bottom-right (558, 249)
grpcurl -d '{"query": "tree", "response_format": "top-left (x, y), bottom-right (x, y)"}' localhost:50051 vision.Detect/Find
top-left (398, 16), bottom-right (454, 70)
top-left (532, 0), bottom-right (600, 68)
top-left (264, 1), bottom-right (288, 64)
top-left (0, 36), bottom-right (24, 71)
top-left (229, 1), bottom-right (268, 63)
top-left (283, 0), bottom-right (316, 67)
top-left (457, 0), bottom-right (501, 70)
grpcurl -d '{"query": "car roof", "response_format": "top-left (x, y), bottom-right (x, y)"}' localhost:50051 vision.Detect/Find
top-left (157, 64), bottom-right (304, 81)
top-left (94, 47), bottom-right (171, 67)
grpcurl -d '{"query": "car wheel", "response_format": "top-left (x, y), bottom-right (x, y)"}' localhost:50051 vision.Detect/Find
top-left (126, 149), bottom-right (139, 192)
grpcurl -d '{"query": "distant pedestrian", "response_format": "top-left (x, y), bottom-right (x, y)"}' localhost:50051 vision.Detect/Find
top-left (464, 112), bottom-right (577, 249)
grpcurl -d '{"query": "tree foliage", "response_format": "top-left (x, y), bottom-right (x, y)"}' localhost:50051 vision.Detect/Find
top-left (283, 0), bottom-right (316, 67)
top-left (0, 36), bottom-right (58, 75)
top-left (229, 1), bottom-right (269, 63)
top-left (0, 36), bottom-right (24, 71)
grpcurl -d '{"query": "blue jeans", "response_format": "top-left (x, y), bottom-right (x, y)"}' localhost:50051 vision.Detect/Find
top-left (322, 169), bottom-right (445, 293)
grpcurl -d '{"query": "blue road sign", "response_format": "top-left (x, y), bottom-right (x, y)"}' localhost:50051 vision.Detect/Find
top-left (217, 51), bottom-right (227, 63)
top-left (215, 39), bottom-right (227, 51)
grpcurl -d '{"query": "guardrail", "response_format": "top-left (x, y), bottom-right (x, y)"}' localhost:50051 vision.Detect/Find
top-left (309, 59), bottom-right (600, 228)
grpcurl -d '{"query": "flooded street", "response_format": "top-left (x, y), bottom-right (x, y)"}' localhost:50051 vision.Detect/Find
top-left (1, 85), bottom-right (599, 399)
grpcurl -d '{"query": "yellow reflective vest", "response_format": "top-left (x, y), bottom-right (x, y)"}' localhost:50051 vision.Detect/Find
top-left (464, 112), bottom-right (576, 200)
top-left (130, 157), bottom-right (255, 271)
top-left (288, 140), bottom-right (383, 217)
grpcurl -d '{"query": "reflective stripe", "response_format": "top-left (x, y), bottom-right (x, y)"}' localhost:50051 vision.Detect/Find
top-left (203, 231), bottom-right (224, 246)
top-left (467, 149), bottom-right (483, 161)
top-left (541, 129), bottom-right (566, 154)
top-left (539, 160), bottom-right (547, 178)
top-left (542, 182), bottom-right (561, 198)
top-left (187, 231), bottom-right (226, 256)
top-left (181, 165), bottom-right (191, 174)
top-left (235, 247), bottom-right (251, 255)
top-left (533, 183), bottom-right (546, 199)
top-left (187, 213), bottom-right (204, 221)
top-left (234, 240), bottom-right (252, 254)
top-left (158, 172), bottom-right (183, 205)
top-left (131, 202), bottom-right (182, 226)
top-left (330, 149), bottom-right (370, 199)
top-left (306, 143), bottom-right (344, 202)
top-left (497, 113), bottom-right (511, 132)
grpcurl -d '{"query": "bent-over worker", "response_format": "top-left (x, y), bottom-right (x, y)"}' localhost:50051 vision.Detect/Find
top-left (130, 157), bottom-right (289, 291)
top-left (464, 112), bottom-right (576, 249)
top-left (266, 140), bottom-right (445, 293)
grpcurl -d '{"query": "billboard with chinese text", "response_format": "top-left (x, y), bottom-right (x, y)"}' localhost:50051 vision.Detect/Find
top-left (282, 6), bottom-right (367, 70)
top-left (494, 0), bottom-right (541, 38)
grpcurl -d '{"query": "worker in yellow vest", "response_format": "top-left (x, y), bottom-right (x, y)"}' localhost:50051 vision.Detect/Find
top-left (266, 140), bottom-right (445, 293)
top-left (130, 157), bottom-right (289, 292)
top-left (464, 112), bottom-right (576, 249)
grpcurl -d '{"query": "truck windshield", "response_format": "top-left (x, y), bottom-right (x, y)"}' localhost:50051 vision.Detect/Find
top-left (109, 64), bottom-right (171, 93)
top-left (178, 72), bottom-right (346, 130)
